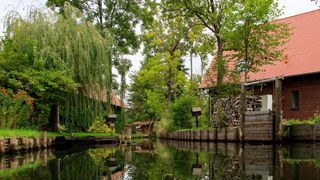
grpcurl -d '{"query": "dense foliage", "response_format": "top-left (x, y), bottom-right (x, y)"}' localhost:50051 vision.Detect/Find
top-left (171, 95), bottom-right (194, 129)
top-left (0, 0), bottom-right (290, 133)
top-left (128, 0), bottom-right (289, 132)
top-left (0, 89), bottom-right (33, 128)
top-left (0, 6), bottom-right (111, 131)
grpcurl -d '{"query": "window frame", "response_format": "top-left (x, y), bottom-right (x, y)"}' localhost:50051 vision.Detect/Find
top-left (291, 90), bottom-right (300, 110)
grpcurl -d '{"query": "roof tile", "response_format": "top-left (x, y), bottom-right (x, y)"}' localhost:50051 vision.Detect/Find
top-left (200, 10), bottom-right (320, 88)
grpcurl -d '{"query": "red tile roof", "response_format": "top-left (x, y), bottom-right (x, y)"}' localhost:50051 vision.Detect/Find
top-left (88, 88), bottom-right (129, 109)
top-left (101, 90), bottom-right (129, 109)
top-left (200, 9), bottom-right (320, 88)
top-left (199, 52), bottom-right (240, 89)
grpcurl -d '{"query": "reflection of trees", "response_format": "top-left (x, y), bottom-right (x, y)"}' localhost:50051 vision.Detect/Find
top-left (210, 154), bottom-right (241, 180)
top-left (127, 152), bottom-right (156, 179)
top-left (88, 148), bottom-right (115, 165)
top-left (171, 149), bottom-right (194, 178)
top-left (58, 151), bottom-right (107, 179)
top-left (57, 148), bottom-right (123, 179)
top-left (127, 143), bottom-right (197, 179)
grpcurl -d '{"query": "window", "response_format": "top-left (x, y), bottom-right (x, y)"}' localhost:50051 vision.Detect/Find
top-left (291, 90), bottom-right (300, 109)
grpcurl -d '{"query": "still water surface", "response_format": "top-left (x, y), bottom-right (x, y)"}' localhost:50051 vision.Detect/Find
top-left (0, 140), bottom-right (319, 179)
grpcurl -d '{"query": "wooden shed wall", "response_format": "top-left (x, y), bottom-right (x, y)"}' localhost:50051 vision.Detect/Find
top-left (253, 73), bottom-right (320, 120)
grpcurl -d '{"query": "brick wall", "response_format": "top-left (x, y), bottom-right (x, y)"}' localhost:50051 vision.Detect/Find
top-left (253, 73), bottom-right (320, 120)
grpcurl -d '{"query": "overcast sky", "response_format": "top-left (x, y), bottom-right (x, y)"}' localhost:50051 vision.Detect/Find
top-left (0, 0), bottom-right (319, 77)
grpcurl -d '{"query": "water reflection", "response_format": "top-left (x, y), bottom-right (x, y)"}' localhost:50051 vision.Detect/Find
top-left (2, 141), bottom-right (320, 179)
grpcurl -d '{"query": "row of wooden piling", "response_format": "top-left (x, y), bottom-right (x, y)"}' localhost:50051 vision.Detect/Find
top-left (158, 127), bottom-right (240, 142)
top-left (160, 124), bottom-right (320, 142)
top-left (0, 136), bottom-right (55, 154)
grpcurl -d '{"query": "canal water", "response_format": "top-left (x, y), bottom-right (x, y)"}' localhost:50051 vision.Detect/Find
top-left (0, 140), bottom-right (320, 179)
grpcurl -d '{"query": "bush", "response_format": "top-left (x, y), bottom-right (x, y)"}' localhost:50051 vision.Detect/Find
top-left (88, 116), bottom-right (112, 133)
top-left (171, 95), bottom-right (194, 129)
top-left (314, 114), bottom-right (320, 124)
top-left (0, 88), bottom-right (33, 128)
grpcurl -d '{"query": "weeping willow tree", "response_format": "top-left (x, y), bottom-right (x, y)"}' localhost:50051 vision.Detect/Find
top-left (2, 4), bottom-right (112, 131)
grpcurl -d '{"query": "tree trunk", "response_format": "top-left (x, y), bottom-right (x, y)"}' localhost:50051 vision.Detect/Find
top-left (216, 38), bottom-right (224, 85)
top-left (49, 104), bottom-right (59, 132)
top-left (167, 65), bottom-right (173, 104)
top-left (98, 0), bottom-right (103, 32)
top-left (120, 73), bottom-right (126, 131)
top-left (239, 84), bottom-right (246, 141)
top-left (190, 49), bottom-right (193, 81)
top-left (106, 51), bottom-right (112, 114)
top-left (275, 78), bottom-right (282, 141)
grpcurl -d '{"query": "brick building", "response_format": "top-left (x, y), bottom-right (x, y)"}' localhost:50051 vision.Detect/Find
top-left (200, 10), bottom-right (320, 120)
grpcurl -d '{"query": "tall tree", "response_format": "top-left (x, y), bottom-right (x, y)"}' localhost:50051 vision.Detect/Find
top-left (114, 58), bottom-right (132, 131)
top-left (142, 14), bottom-right (189, 103)
top-left (182, 0), bottom-right (237, 85)
top-left (46, 0), bottom-right (152, 112)
top-left (226, 0), bottom-right (290, 82)
top-left (128, 54), bottom-right (167, 122)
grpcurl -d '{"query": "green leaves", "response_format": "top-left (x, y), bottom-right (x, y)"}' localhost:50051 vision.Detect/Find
top-left (225, 0), bottom-right (290, 81)
top-left (0, 6), bottom-right (112, 131)
top-left (171, 95), bottom-right (194, 129)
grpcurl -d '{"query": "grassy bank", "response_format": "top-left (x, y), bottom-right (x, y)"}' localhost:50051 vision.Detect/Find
top-left (0, 129), bottom-right (118, 138)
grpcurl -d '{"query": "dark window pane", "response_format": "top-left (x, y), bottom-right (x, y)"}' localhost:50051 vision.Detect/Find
top-left (291, 91), bottom-right (299, 109)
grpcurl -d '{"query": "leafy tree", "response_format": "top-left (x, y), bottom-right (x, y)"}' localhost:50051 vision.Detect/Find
top-left (225, 0), bottom-right (290, 82)
top-left (182, 0), bottom-right (238, 85)
top-left (114, 58), bottom-right (132, 131)
top-left (128, 1), bottom-right (193, 125)
top-left (187, 29), bottom-right (215, 78)
top-left (0, 6), bottom-right (112, 131)
top-left (46, 0), bottom-right (152, 112)
top-left (128, 54), bottom-right (167, 122)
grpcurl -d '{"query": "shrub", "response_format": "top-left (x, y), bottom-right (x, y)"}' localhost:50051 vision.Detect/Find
top-left (171, 95), bottom-right (194, 129)
top-left (314, 114), bottom-right (320, 124)
top-left (0, 88), bottom-right (33, 128)
top-left (88, 116), bottom-right (112, 133)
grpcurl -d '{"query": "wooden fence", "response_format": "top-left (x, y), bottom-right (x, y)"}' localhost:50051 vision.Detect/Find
top-left (159, 110), bottom-right (320, 142)
top-left (244, 110), bottom-right (274, 141)
top-left (159, 127), bottom-right (240, 142)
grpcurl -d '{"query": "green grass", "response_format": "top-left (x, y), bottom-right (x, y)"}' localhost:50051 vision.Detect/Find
top-left (61, 132), bottom-right (118, 137)
top-left (0, 129), bottom-right (118, 138)
top-left (0, 129), bottom-right (42, 138)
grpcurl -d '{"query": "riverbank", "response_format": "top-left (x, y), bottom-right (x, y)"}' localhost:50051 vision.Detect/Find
top-left (159, 123), bottom-right (320, 143)
top-left (0, 129), bottom-right (120, 155)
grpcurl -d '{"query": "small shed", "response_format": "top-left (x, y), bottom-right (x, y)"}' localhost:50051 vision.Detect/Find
top-left (128, 121), bottom-right (154, 135)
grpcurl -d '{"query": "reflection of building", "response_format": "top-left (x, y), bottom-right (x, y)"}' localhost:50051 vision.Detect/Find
top-left (89, 89), bottom-right (128, 112)
top-left (110, 168), bottom-right (128, 180)
top-left (134, 140), bottom-right (154, 154)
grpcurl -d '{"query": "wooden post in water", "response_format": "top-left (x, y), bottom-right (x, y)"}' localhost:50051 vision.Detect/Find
top-left (239, 83), bottom-right (246, 142)
top-left (275, 78), bottom-right (282, 141)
